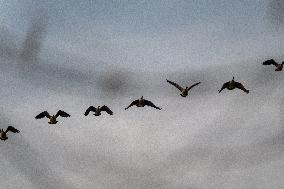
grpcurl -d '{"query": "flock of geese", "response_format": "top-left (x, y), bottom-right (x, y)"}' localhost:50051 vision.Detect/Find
top-left (0, 58), bottom-right (282, 141)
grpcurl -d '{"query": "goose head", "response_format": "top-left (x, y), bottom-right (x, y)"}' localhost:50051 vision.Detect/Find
top-left (137, 96), bottom-right (145, 106)
top-left (230, 76), bottom-right (235, 84)
top-left (139, 96), bottom-right (144, 102)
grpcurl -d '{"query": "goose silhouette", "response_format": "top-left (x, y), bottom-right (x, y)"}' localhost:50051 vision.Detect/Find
top-left (84, 105), bottom-right (113, 116)
top-left (125, 96), bottom-right (161, 110)
top-left (166, 79), bottom-right (201, 97)
top-left (0, 126), bottom-right (20, 141)
top-left (35, 110), bottom-right (70, 124)
top-left (219, 77), bottom-right (249, 94)
top-left (263, 59), bottom-right (284, 71)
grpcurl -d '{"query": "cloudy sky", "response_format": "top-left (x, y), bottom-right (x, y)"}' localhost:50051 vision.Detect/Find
top-left (0, 1), bottom-right (284, 188)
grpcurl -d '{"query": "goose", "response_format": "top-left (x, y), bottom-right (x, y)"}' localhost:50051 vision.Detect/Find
top-left (262, 59), bottom-right (284, 71)
top-left (166, 79), bottom-right (201, 97)
top-left (84, 105), bottom-right (113, 116)
top-left (35, 110), bottom-right (70, 124)
top-left (125, 96), bottom-right (161, 110)
top-left (219, 77), bottom-right (249, 94)
top-left (0, 126), bottom-right (20, 141)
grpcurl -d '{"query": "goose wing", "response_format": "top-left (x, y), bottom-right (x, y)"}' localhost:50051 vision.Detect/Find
top-left (5, 126), bottom-right (20, 133)
top-left (84, 106), bottom-right (96, 116)
top-left (125, 100), bottom-right (139, 110)
top-left (263, 59), bottom-right (278, 66)
top-left (235, 82), bottom-right (249, 93)
top-left (55, 110), bottom-right (70, 118)
top-left (219, 82), bottom-right (229, 93)
top-left (166, 79), bottom-right (184, 92)
top-left (188, 82), bottom-right (201, 91)
top-left (101, 105), bottom-right (113, 115)
top-left (144, 100), bottom-right (161, 110)
top-left (35, 111), bottom-right (50, 119)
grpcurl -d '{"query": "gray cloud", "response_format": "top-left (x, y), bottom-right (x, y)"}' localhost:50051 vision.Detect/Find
top-left (267, 0), bottom-right (284, 29)
top-left (1, 1), bottom-right (284, 188)
top-left (0, 26), bottom-right (18, 59)
top-left (18, 9), bottom-right (48, 63)
top-left (0, 115), bottom-right (76, 189)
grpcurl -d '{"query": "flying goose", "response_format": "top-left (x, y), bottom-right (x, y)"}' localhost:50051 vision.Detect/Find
top-left (125, 96), bottom-right (161, 110)
top-left (219, 77), bottom-right (249, 94)
top-left (262, 59), bottom-right (284, 71)
top-left (166, 79), bottom-right (201, 97)
top-left (35, 110), bottom-right (70, 124)
top-left (84, 105), bottom-right (113, 116)
top-left (0, 126), bottom-right (20, 141)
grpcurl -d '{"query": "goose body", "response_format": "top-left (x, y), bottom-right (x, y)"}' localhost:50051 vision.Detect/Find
top-left (180, 88), bottom-right (189, 97)
top-left (227, 80), bottom-right (235, 90)
top-left (48, 115), bottom-right (58, 124)
top-left (94, 107), bottom-right (102, 116)
top-left (137, 98), bottom-right (145, 107)
top-left (125, 96), bottom-right (161, 110)
top-left (166, 79), bottom-right (201, 97)
top-left (0, 131), bottom-right (7, 140)
top-left (219, 77), bottom-right (249, 94)
top-left (35, 110), bottom-right (70, 124)
top-left (263, 59), bottom-right (284, 71)
top-left (84, 105), bottom-right (113, 116)
top-left (0, 126), bottom-right (20, 141)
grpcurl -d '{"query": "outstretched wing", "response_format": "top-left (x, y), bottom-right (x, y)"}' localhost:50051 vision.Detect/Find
top-left (35, 111), bottom-right (50, 119)
top-left (166, 79), bottom-right (183, 92)
top-left (84, 106), bottom-right (96, 116)
top-left (5, 126), bottom-right (20, 133)
top-left (188, 82), bottom-right (201, 91)
top-left (263, 59), bottom-right (277, 66)
top-left (125, 100), bottom-right (139, 110)
top-left (101, 105), bottom-right (113, 115)
top-left (55, 110), bottom-right (70, 118)
top-left (219, 82), bottom-right (229, 93)
top-left (235, 82), bottom-right (249, 93)
top-left (144, 100), bottom-right (161, 110)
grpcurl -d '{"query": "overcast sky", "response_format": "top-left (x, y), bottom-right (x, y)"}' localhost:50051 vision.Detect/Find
top-left (1, 0), bottom-right (284, 72)
top-left (0, 1), bottom-right (284, 189)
